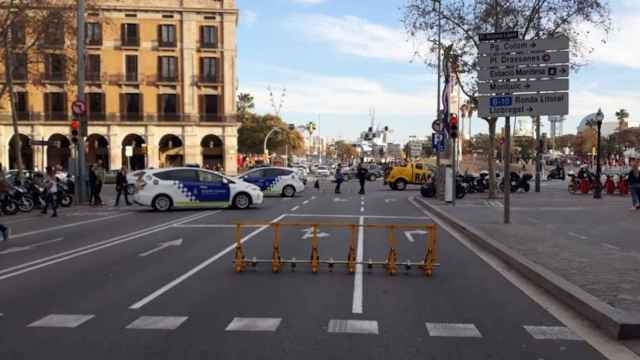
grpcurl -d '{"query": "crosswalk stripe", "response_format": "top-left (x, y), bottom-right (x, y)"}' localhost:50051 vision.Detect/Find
top-left (524, 325), bottom-right (582, 341)
top-left (328, 319), bottom-right (378, 335)
top-left (125, 316), bottom-right (188, 330)
top-left (425, 323), bottom-right (482, 338)
top-left (28, 314), bottom-right (95, 328)
top-left (225, 317), bottom-right (281, 332)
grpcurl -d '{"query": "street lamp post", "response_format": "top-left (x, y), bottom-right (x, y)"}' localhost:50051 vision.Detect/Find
top-left (593, 109), bottom-right (604, 199)
top-left (263, 128), bottom-right (281, 164)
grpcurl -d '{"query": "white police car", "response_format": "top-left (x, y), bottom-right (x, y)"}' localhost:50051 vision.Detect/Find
top-left (134, 167), bottom-right (263, 211)
top-left (237, 167), bottom-right (305, 197)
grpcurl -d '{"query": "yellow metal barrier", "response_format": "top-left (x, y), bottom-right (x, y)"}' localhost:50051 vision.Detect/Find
top-left (233, 222), bottom-right (438, 276)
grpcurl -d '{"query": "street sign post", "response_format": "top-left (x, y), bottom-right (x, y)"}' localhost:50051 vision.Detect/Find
top-left (479, 31), bottom-right (519, 42)
top-left (71, 100), bottom-right (87, 116)
top-left (479, 36), bottom-right (570, 55)
top-left (478, 92), bottom-right (569, 117)
top-left (479, 51), bottom-right (569, 68)
top-left (478, 64), bottom-right (569, 82)
top-left (478, 78), bottom-right (569, 94)
top-left (431, 120), bottom-right (442, 132)
top-left (432, 133), bottom-right (446, 153)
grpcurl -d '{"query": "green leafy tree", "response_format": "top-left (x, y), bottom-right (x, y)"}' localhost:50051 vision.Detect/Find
top-left (403, 0), bottom-right (611, 198)
top-left (615, 109), bottom-right (630, 131)
top-left (237, 93), bottom-right (255, 114)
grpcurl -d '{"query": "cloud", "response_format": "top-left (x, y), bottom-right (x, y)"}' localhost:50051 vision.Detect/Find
top-left (242, 10), bottom-right (257, 27)
top-left (286, 14), bottom-right (423, 63)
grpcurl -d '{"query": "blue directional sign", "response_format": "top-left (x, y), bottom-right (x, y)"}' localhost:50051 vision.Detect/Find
top-left (490, 96), bottom-right (513, 107)
top-left (432, 133), bottom-right (446, 153)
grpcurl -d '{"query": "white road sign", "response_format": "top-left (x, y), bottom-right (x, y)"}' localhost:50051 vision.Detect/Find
top-left (479, 37), bottom-right (570, 55)
top-left (478, 92), bottom-right (568, 117)
top-left (479, 64), bottom-right (569, 82)
top-left (479, 51), bottom-right (569, 68)
top-left (478, 78), bottom-right (569, 95)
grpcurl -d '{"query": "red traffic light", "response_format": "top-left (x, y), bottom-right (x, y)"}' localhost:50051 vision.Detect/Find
top-left (450, 114), bottom-right (459, 127)
top-left (71, 119), bottom-right (79, 129)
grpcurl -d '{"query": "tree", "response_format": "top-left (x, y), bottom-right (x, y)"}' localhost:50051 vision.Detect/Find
top-left (403, 0), bottom-right (611, 198)
top-left (615, 109), bottom-right (630, 131)
top-left (237, 113), bottom-right (303, 155)
top-left (575, 128), bottom-right (597, 156)
top-left (335, 141), bottom-right (358, 162)
top-left (237, 92), bottom-right (255, 114)
top-left (555, 134), bottom-right (577, 151)
top-left (1, 0), bottom-right (101, 173)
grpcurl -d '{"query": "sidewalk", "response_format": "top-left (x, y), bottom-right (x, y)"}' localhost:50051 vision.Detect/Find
top-left (419, 181), bottom-right (640, 338)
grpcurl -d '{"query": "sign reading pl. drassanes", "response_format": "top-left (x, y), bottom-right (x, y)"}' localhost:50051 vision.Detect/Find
top-left (478, 92), bottom-right (569, 117)
top-left (479, 51), bottom-right (569, 68)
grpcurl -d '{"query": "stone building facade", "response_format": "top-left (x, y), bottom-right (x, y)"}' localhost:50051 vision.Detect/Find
top-left (0, 0), bottom-right (240, 174)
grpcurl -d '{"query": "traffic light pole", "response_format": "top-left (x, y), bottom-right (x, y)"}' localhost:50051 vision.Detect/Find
top-left (76, 0), bottom-right (88, 203)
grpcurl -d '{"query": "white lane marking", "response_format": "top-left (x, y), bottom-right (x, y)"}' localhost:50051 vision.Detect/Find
top-left (301, 227), bottom-right (329, 239)
top-left (568, 232), bottom-right (588, 240)
top-left (333, 198), bottom-right (348, 202)
top-left (0, 237), bottom-right (64, 255)
top-left (290, 206), bottom-right (300, 211)
top-left (126, 316), bottom-right (188, 330)
top-left (173, 224), bottom-right (262, 228)
top-left (302, 200), bottom-right (309, 205)
top-left (285, 214), bottom-right (429, 220)
top-left (352, 216), bottom-right (364, 314)
top-left (360, 196), bottom-right (364, 201)
top-left (425, 323), bottom-right (482, 338)
top-left (360, 201), bottom-right (365, 206)
top-left (527, 217), bottom-right (541, 224)
top-left (129, 214), bottom-right (288, 310)
top-left (602, 243), bottom-right (620, 251)
top-left (0, 212), bottom-right (212, 280)
top-left (328, 319), bottom-right (378, 335)
top-left (28, 314), bottom-right (95, 328)
top-left (384, 199), bottom-right (397, 203)
top-left (524, 325), bottom-right (582, 341)
top-left (360, 207), bottom-right (364, 212)
top-left (225, 317), bottom-right (282, 332)
top-left (311, 196), bottom-right (316, 200)
top-left (12, 213), bottom-right (129, 239)
top-left (410, 197), bottom-right (640, 360)
top-left (404, 230), bottom-right (427, 243)
top-left (138, 239), bottom-right (183, 257)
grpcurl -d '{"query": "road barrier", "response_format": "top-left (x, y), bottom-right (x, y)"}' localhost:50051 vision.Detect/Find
top-left (233, 222), bottom-right (438, 276)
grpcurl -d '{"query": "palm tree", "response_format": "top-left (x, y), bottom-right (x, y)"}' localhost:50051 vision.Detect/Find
top-left (460, 99), bottom-right (477, 140)
top-left (615, 109), bottom-right (630, 131)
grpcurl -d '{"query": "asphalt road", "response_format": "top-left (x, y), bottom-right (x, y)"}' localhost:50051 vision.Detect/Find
top-left (0, 179), bottom-right (616, 359)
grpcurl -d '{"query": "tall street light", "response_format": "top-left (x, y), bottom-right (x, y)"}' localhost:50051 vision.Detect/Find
top-left (263, 127), bottom-right (282, 164)
top-left (433, 0), bottom-right (442, 167)
top-left (593, 108), bottom-right (604, 199)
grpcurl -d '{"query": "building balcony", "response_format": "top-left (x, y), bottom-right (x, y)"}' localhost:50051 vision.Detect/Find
top-left (86, 39), bottom-right (102, 47)
top-left (194, 74), bottom-right (220, 85)
top-left (44, 112), bottom-right (68, 121)
top-left (199, 42), bottom-right (219, 51)
top-left (85, 72), bottom-right (103, 84)
top-left (121, 38), bottom-right (140, 48)
top-left (199, 114), bottom-right (237, 123)
top-left (42, 73), bottom-right (66, 84)
top-left (87, 112), bottom-right (106, 121)
top-left (154, 75), bottom-right (179, 85)
top-left (109, 73), bottom-right (141, 85)
top-left (157, 41), bottom-right (177, 49)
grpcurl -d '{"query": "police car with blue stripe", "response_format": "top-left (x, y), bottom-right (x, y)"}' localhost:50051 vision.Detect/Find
top-left (134, 167), bottom-right (263, 211)
top-left (237, 167), bottom-right (305, 197)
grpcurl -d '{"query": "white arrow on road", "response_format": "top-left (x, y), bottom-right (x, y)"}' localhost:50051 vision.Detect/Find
top-left (404, 230), bottom-right (428, 243)
top-left (333, 198), bottom-right (348, 202)
top-left (138, 239), bottom-right (183, 257)
top-left (384, 199), bottom-right (397, 203)
top-left (301, 228), bottom-right (330, 239)
top-left (0, 237), bottom-right (64, 255)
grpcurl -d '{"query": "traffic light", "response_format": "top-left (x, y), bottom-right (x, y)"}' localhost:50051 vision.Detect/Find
top-left (70, 119), bottom-right (80, 144)
top-left (449, 114), bottom-right (459, 139)
top-left (288, 123), bottom-right (296, 131)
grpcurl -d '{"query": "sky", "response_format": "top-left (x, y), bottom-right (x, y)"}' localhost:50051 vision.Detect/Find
top-left (236, 0), bottom-right (640, 144)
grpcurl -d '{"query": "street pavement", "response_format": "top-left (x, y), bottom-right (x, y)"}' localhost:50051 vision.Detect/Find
top-left (0, 179), bottom-right (627, 359)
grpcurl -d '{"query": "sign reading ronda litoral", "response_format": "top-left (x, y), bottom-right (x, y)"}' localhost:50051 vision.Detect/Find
top-left (477, 35), bottom-right (570, 118)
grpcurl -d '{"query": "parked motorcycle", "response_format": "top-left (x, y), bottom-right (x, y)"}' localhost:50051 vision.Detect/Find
top-left (499, 172), bottom-right (532, 193)
top-left (0, 192), bottom-right (19, 215)
top-left (419, 177), bottom-right (466, 199)
top-left (547, 166), bottom-right (566, 181)
top-left (9, 185), bottom-right (34, 212)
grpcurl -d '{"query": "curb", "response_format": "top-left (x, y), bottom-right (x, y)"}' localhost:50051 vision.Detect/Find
top-left (415, 197), bottom-right (640, 340)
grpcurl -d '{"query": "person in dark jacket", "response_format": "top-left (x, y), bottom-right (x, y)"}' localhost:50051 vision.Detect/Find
top-left (115, 167), bottom-right (132, 206)
top-left (629, 161), bottom-right (640, 210)
top-left (88, 164), bottom-right (97, 205)
top-left (356, 160), bottom-right (368, 195)
top-left (334, 166), bottom-right (344, 194)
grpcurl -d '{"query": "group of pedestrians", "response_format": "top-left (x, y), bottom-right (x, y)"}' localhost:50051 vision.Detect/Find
top-left (334, 160), bottom-right (369, 195)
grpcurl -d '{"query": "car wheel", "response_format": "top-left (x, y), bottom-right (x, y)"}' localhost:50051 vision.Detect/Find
top-left (152, 195), bottom-right (172, 212)
top-left (367, 174), bottom-right (376, 182)
top-left (126, 184), bottom-right (136, 195)
top-left (18, 197), bottom-right (34, 212)
top-left (60, 194), bottom-right (73, 207)
top-left (2, 201), bottom-right (18, 215)
top-left (282, 185), bottom-right (296, 198)
top-left (233, 193), bottom-right (251, 209)
top-left (394, 179), bottom-right (407, 191)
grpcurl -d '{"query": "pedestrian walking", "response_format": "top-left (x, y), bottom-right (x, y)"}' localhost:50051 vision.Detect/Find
top-left (356, 160), bottom-right (368, 195)
top-left (334, 166), bottom-right (344, 194)
top-left (115, 167), bottom-right (132, 206)
top-left (0, 223), bottom-right (8, 249)
top-left (88, 164), bottom-right (97, 205)
top-left (93, 161), bottom-right (106, 206)
top-left (629, 161), bottom-right (640, 210)
top-left (314, 179), bottom-right (320, 191)
top-left (41, 166), bottom-right (58, 217)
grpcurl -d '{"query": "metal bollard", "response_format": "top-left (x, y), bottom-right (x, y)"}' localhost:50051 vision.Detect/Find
top-left (234, 224), bottom-right (246, 273)
top-left (272, 223), bottom-right (282, 273)
top-left (310, 224), bottom-right (320, 273)
top-left (386, 225), bottom-right (398, 275)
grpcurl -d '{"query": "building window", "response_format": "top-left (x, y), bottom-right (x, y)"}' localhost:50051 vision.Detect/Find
top-left (13, 53), bottom-right (27, 81)
top-left (158, 56), bottom-right (177, 82)
top-left (121, 23), bottom-right (139, 47)
top-left (44, 12), bottom-right (65, 46)
top-left (46, 54), bottom-right (66, 81)
top-left (44, 92), bottom-right (67, 120)
top-left (121, 93), bottom-right (142, 121)
top-left (158, 24), bottom-right (176, 47)
top-left (125, 55), bottom-right (138, 82)
top-left (200, 26), bottom-right (218, 48)
top-left (14, 92), bottom-right (28, 120)
top-left (87, 93), bottom-right (105, 120)
top-left (199, 57), bottom-right (218, 83)
top-left (86, 22), bottom-right (102, 46)
top-left (86, 54), bottom-right (101, 82)
top-left (11, 19), bottom-right (26, 46)
top-left (200, 95), bottom-right (219, 121)
top-left (158, 94), bottom-right (179, 120)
